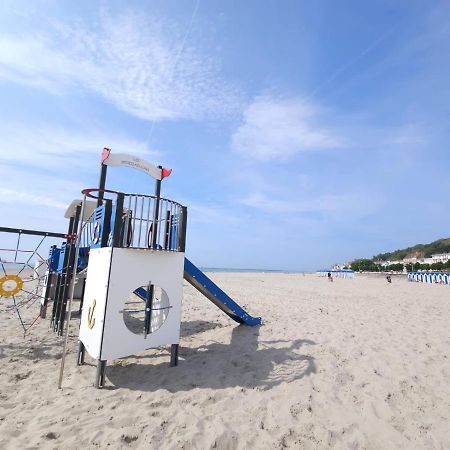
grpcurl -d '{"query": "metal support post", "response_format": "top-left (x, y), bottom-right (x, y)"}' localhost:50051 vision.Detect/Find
top-left (97, 164), bottom-right (108, 207)
top-left (95, 360), bottom-right (107, 388)
top-left (77, 341), bottom-right (86, 365)
top-left (151, 169), bottom-right (162, 249)
top-left (178, 206), bottom-right (188, 252)
top-left (144, 281), bottom-right (154, 338)
top-left (163, 210), bottom-right (171, 250)
top-left (112, 193), bottom-right (124, 248)
top-left (170, 344), bottom-right (179, 367)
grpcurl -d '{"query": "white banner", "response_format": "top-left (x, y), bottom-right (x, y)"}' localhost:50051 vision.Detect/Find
top-left (101, 149), bottom-right (171, 180)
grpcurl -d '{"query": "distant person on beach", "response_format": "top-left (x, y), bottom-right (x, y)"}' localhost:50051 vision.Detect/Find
top-left (327, 272), bottom-right (333, 282)
top-left (386, 275), bottom-right (392, 283)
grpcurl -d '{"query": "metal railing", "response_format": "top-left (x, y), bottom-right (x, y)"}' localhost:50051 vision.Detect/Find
top-left (83, 189), bottom-right (187, 252)
top-left (122, 194), bottom-right (184, 250)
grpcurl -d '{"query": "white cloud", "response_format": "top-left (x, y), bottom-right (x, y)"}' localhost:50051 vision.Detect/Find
top-left (240, 191), bottom-right (380, 221)
top-left (0, 188), bottom-right (66, 209)
top-left (0, 11), bottom-right (242, 122)
top-left (188, 202), bottom-right (241, 225)
top-left (0, 165), bottom-right (83, 231)
top-left (0, 123), bottom-right (157, 170)
top-left (0, 123), bottom-right (162, 232)
top-left (231, 95), bottom-right (343, 161)
top-left (0, 165), bottom-right (81, 204)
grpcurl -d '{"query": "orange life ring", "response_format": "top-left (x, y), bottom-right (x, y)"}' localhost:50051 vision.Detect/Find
top-left (0, 275), bottom-right (23, 297)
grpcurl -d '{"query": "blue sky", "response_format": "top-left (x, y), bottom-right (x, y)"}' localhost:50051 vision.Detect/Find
top-left (0, 0), bottom-right (449, 270)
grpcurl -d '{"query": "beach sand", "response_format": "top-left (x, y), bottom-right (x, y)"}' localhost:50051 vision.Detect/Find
top-left (0, 273), bottom-right (449, 449)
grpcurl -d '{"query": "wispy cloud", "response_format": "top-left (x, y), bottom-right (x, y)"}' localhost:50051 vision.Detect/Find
top-left (0, 188), bottom-right (67, 209)
top-left (240, 191), bottom-right (381, 221)
top-left (0, 10), bottom-right (242, 122)
top-left (0, 122), bottom-right (157, 170)
top-left (231, 95), bottom-right (344, 161)
top-left (188, 202), bottom-right (242, 225)
top-left (0, 165), bottom-right (81, 232)
top-left (0, 121), bottom-right (162, 230)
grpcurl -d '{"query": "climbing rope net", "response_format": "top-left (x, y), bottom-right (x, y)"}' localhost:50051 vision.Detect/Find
top-left (0, 228), bottom-right (64, 334)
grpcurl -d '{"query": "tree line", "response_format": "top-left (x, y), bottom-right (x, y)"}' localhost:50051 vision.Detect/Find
top-left (373, 237), bottom-right (450, 262)
top-left (350, 259), bottom-right (450, 272)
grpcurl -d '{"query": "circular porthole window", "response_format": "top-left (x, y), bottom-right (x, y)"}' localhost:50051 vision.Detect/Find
top-left (122, 284), bottom-right (170, 335)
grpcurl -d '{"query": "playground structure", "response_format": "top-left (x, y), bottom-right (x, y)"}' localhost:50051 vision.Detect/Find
top-left (0, 149), bottom-right (262, 387)
top-left (408, 271), bottom-right (450, 285)
top-left (0, 149), bottom-right (261, 387)
top-left (52, 149), bottom-right (262, 388)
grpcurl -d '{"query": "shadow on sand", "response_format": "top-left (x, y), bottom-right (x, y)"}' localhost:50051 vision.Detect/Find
top-left (0, 341), bottom-right (63, 360)
top-left (180, 319), bottom-right (223, 337)
top-left (106, 323), bottom-right (316, 392)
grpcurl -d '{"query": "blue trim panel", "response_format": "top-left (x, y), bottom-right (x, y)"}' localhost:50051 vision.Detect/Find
top-left (48, 246), bottom-right (61, 272)
top-left (134, 286), bottom-right (147, 301)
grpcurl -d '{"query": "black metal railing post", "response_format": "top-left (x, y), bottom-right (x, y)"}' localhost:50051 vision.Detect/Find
top-left (144, 281), bottom-right (154, 338)
top-left (163, 210), bottom-right (171, 250)
top-left (178, 206), bottom-right (188, 252)
top-left (112, 193), bottom-right (124, 248)
top-left (101, 199), bottom-right (113, 248)
top-left (151, 169), bottom-right (162, 249)
top-left (97, 164), bottom-right (108, 207)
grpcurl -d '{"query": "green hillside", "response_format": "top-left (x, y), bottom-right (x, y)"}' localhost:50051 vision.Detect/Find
top-left (373, 237), bottom-right (450, 262)
top-left (350, 237), bottom-right (450, 272)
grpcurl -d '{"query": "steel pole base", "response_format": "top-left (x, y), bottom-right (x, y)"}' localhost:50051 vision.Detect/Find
top-left (95, 360), bottom-right (107, 388)
top-left (170, 344), bottom-right (179, 367)
top-left (39, 302), bottom-right (48, 319)
top-left (77, 341), bottom-right (86, 366)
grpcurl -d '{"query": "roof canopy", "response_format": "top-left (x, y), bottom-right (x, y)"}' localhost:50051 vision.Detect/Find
top-left (64, 199), bottom-right (97, 220)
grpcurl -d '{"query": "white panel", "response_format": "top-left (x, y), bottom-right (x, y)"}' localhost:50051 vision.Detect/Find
top-left (100, 249), bottom-right (184, 360)
top-left (73, 274), bottom-right (86, 299)
top-left (79, 248), bottom-right (113, 359)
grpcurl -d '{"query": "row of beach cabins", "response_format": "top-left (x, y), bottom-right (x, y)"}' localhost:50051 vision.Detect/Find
top-left (317, 269), bottom-right (450, 285)
top-left (408, 271), bottom-right (450, 285)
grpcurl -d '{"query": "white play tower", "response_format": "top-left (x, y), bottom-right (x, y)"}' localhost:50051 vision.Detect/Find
top-left (74, 150), bottom-right (187, 387)
top-left (57, 149), bottom-right (260, 389)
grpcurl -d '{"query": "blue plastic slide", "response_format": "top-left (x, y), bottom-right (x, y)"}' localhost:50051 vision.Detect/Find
top-left (183, 258), bottom-right (262, 326)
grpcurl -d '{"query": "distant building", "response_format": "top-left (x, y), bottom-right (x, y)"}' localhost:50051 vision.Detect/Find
top-left (331, 263), bottom-right (351, 270)
top-left (375, 260), bottom-right (403, 267)
top-left (351, 252), bottom-right (450, 270)
top-left (431, 253), bottom-right (450, 263)
top-left (402, 252), bottom-right (450, 265)
top-left (402, 256), bottom-right (417, 264)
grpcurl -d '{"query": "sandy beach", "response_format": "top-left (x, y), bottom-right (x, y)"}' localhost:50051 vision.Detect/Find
top-left (1, 273), bottom-right (449, 449)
